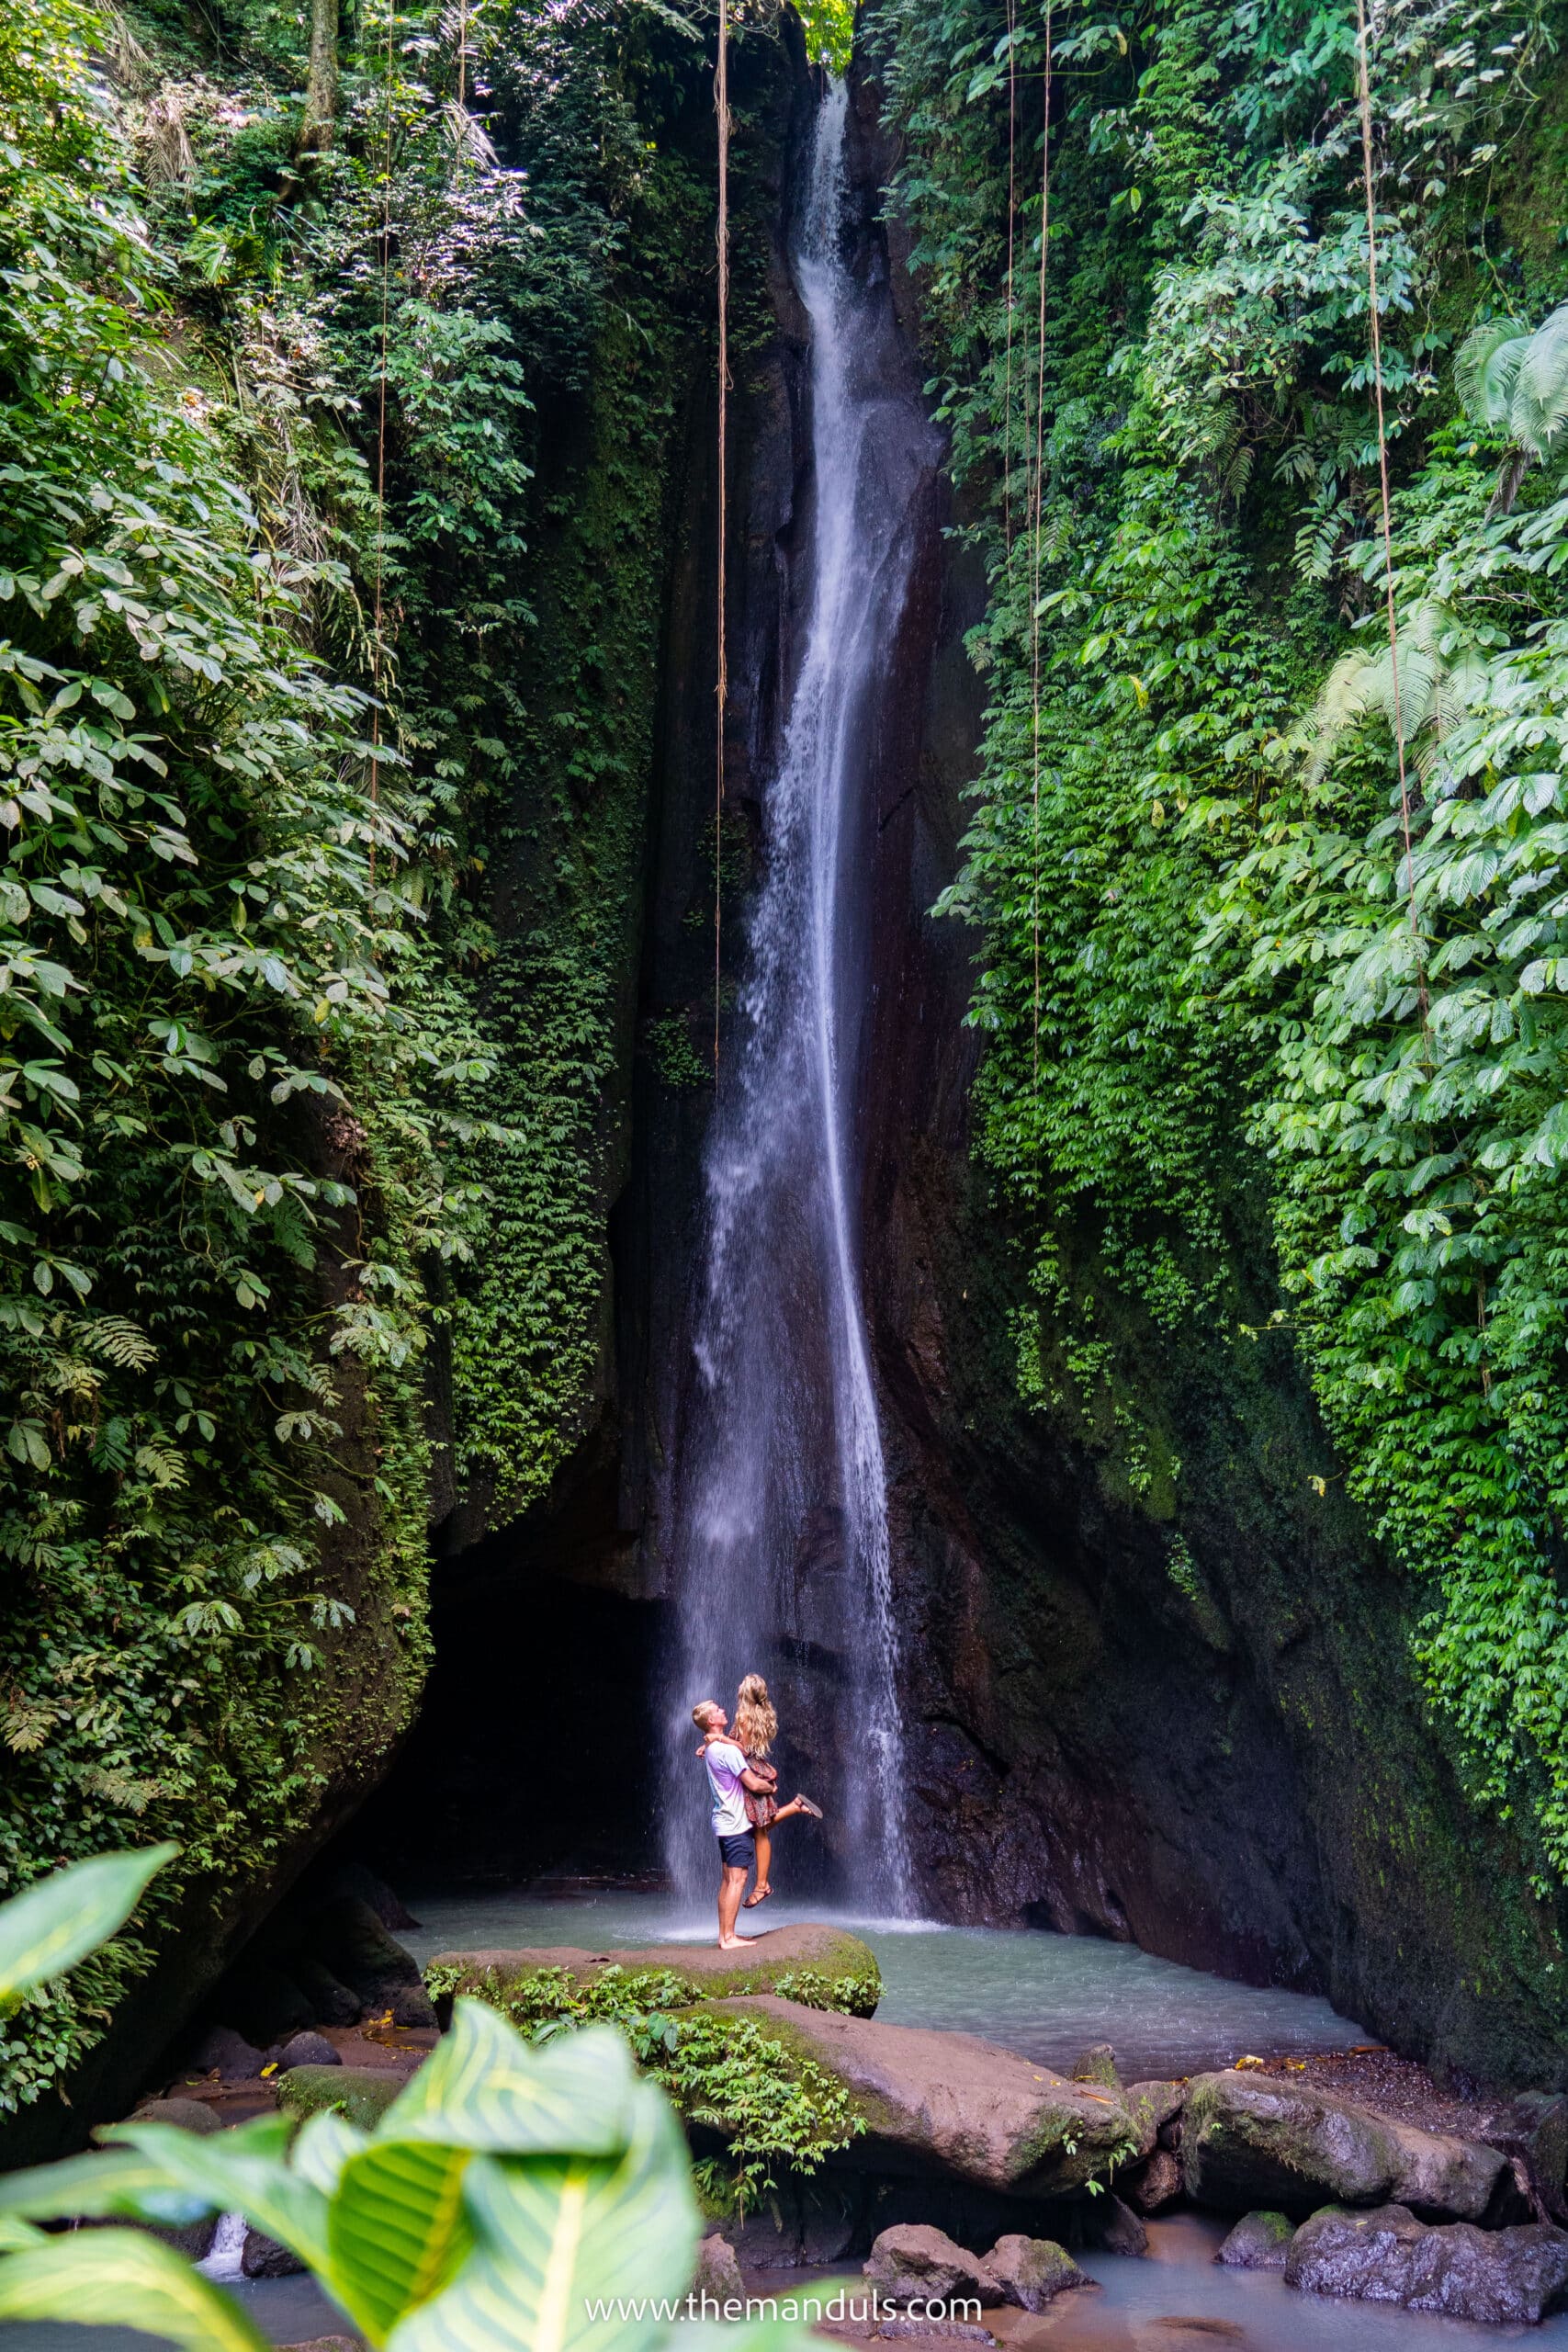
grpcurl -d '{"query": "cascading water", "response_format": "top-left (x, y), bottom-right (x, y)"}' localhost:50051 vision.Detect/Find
top-left (663, 80), bottom-right (934, 1917)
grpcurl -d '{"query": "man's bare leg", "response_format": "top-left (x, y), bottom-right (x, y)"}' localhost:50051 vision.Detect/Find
top-left (717, 1863), bottom-right (750, 1949)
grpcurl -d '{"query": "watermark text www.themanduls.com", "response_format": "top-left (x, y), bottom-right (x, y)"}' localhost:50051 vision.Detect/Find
top-left (582, 2291), bottom-right (981, 2325)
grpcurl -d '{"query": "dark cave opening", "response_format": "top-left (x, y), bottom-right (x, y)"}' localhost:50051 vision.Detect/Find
top-left (352, 1559), bottom-right (671, 1894)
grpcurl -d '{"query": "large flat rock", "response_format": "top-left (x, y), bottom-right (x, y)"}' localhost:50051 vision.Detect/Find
top-left (1183, 2070), bottom-right (1507, 2221)
top-left (711, 1996), bottom-right (1157, 2196)
top-left (423, 1924), bottom-right (881, 2016)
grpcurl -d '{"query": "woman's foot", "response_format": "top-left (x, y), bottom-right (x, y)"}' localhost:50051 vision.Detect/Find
top-left (743, 1883), bottom-right (773, 1908)
top-left (794, 1794), bottom-right (823, 1818)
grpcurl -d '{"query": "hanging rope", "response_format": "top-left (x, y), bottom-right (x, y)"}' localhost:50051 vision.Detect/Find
top-left (1002, 0), bottom-right (1018, 570)
top-left (1355, 0), bottom-right (1427, 1029)
top-left (714, 0), bottom-right (730, 1077)
top-left (1028, 3), bottom-right (1052, 1082)
top-left (368, 0), bottom-right (394, 890)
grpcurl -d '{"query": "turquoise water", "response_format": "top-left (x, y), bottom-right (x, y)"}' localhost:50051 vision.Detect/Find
top-left (402, 1889), bottom-right (1367, 2080)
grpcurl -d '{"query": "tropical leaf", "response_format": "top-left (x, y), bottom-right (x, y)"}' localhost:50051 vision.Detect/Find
top-left (1455, 314), bottom-right (1527, 429)
top-left (326, 2139), bottom-right (475, 2340)
top-left (0, 2143), bottom-right (212, 2229)
top-left (102, 2113), bottom-right (330, 2271)
top-left (1510, 303), bottom-right (1568, 459)
top-left (384, 2007), bottom-right (638, 2156)
top-left (0, 1845), bottom-right (175, 2007)
top-left (292, 2106), bottom-right (371, 2194)
top-left (1456, 302), bottom-right (1568, 459)
top-left (0, 2225), bottom-right (270, 2351)
top-left (386, 2080), bottom-right (699, 2352)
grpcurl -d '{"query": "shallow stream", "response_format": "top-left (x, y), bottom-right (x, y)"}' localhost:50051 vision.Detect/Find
top-left (5, 1902), bottom-right (1565, 2349)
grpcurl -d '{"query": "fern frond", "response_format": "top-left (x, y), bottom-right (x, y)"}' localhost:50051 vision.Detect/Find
top-left (1510, 302), bottom-right (1568, 459)
top-left (1455, 315), bottom-right (1527, 430)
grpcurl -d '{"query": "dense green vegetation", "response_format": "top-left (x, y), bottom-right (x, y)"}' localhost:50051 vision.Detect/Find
top-left (0, 0), bottom-right (804, 2116)
top-left (873, 0), bottom-right (1568, 1875)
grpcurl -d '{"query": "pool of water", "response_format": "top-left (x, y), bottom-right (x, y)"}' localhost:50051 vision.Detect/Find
top-left (0, 2270), bottom-right (345, 2348)
top-left (401, 1889), bottom-right (1368, 2081)
top-left (1054, 2214), bottom-right (1568, 2349)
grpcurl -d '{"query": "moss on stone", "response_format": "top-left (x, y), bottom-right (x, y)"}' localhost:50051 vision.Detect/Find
top-left (275, 2065), bottom-right (405, 2131)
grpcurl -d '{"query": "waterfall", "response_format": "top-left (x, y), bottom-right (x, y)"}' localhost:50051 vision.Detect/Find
top-left (663, 80), bottom-right (930, 1917)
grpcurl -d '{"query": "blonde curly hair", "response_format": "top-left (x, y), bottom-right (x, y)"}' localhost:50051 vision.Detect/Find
top-left (733, 1672), bottom-right (778, 1758)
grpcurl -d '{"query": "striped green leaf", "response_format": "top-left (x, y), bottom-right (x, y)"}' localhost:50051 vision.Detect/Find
top-left (383, 2007), bottom-right (637, 2156)
top-left (385, 2077), bottom-right (699, 2352)
top-left (292, 2107), bottom-right (371, 2194)
top-left (0, 2217), bottom-right (46, 2251)
top-left (0, 2225), bottom-right (270, 2350)
top-left (103, 2115), bottom-right (329, 2272)
top-left (0, 1846), bottom-right (175, 2007)
top-left (326, 2139), bottom-right (475, 2342)
top-left (0, 2145), bottom-right (211, 2229)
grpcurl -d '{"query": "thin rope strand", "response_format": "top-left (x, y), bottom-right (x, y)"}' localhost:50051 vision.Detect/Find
top-left (1355, 0), bottom-right (1427, 1031)
top-left (1002, 0), bottom-right (1018, 571)
top-left (368, 0), bottom-right (393, 891)
top-left (714, 0), bottom-right (729, 1077)
top-left (1029, 3), bottom-right (1052, 1083)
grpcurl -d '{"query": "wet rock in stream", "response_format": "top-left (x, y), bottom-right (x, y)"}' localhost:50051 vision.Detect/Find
top-left (982, 2233), bottom-right (1090, 2310)
top-left (1285, 2200), bottom-right (1568, 2324)
top-left (243, 2225), bottom-right (306, 2278)
top-left (864, 2224), bottom-right (1003, 2307)
top-left (1214, 2209), bottom-right (1293, 2268)
top-left (1183, 2067), bottom-right (1507, 2220)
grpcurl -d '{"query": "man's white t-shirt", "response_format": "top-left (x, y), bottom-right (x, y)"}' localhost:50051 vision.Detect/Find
top-left (705, 1737), bottom-right (750, 1837)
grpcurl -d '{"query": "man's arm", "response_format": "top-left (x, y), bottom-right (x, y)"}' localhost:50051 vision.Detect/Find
top-left (740, 1764), bottom-right (773, 1792)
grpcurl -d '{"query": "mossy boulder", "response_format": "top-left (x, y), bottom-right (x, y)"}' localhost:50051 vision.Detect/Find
top-left (1183, 2070), bottom-right (1506, 2222)
top-left (275, 2064), bottom-right (405, 2131)
top-left (706, 1996), bottom-right (1154, 2196)
top-left (423, 1923), bottom-right (881, 2022)
top-left (1216, 2210), bottom-right (1294, 2269)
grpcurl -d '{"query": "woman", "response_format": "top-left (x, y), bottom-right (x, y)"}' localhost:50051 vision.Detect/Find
top-left (732, 1671), bottom-right (821, 1907)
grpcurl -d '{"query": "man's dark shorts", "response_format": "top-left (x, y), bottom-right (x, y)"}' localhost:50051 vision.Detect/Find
top-left (717, 1830), bottom-right (754, 1871)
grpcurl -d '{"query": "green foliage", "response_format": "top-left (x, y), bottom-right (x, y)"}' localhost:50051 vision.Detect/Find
top-left (425, 1963), bottom-right (866, 2207)
top-left (790, 0), bottom-right (854, 71)
top-left (0, 0), bottom-right (741, 2111)
top-left (653, 2012), bottom-right (864, 2212)
top-left (0, 1996), bottom-right (761, 2348)
top-left (873, 0), bottom-right (1568, 1873)
top-left (771, 1965), bottom-right (881, 2018)
top-left (0, 1847), bottom-right (173, 2018)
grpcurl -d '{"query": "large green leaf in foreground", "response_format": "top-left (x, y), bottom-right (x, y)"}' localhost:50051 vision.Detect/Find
top-left (0, 1847), bottom-right (175, 2011)
top-left (0, 2228), bottom-right (270, 2350)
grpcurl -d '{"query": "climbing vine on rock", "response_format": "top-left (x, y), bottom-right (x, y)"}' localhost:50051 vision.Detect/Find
top-left (872, 0), bottom-right (1568, 1874)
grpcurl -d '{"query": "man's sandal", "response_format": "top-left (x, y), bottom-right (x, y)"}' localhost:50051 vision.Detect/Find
top-left (744, 1884), bottom-right (773, 1907)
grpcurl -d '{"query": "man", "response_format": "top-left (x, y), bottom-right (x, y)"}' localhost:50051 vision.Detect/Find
top-left (692, 1699), bottom-right (773, 1949)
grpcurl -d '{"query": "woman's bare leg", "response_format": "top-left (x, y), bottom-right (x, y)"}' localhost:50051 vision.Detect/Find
top-left (753, 1828), bottom-right (773, 1887)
